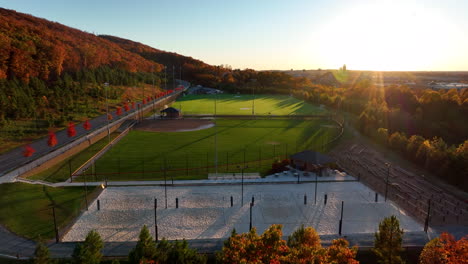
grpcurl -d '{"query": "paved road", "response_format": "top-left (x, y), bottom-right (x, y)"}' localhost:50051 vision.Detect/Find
top-left (0, 81), bottom-right (189, 179)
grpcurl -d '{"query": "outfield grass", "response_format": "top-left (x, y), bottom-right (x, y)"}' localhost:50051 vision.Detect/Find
top-left (175, 94), bottom-right (325, 115)
top-left (28, 133), bottom-right (119, 183)
top-left (82, 119), bottom-right (340, 181)
top-left (0, 183), bottom-right (96, 240)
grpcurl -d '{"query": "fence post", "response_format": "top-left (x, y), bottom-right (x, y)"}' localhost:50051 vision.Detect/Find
top-left (52, 205), bottom-right (59, 243)
top-left (304, 194), bottom-right (307, 205)
top-left (324, 194), bottom-right (328, 205)
top-left (339, 201), bottom-right (344, 235)
top-left (259, 148), bottom-right (261, 169)
top-left (176, 198), bottom-right (179, 209)
top-left (186, 154), bottom-right (189, 177)
top-left (231, 196), bottom-right (233, 207)
top-left (69, 159), bottom-right (73, 183)
top-left (97, 200), bottom-right (100, 211)
top-left (375, 192), bottom-right (378, 203)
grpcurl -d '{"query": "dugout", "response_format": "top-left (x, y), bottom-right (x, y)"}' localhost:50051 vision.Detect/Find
top-left (160, 107), bottom-right (181, 119)
top-left (290, 150), bottom-right (335, 176)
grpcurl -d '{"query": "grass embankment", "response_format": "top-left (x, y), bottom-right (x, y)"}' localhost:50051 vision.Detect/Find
top-left (176, 94), bottom-right (326, 115)
top-left (79, 119), bottom-right (340, 182)
top-left (0, 182), bottom-right (96, 240)
top-left (28, 133), bottom-right (119, 183)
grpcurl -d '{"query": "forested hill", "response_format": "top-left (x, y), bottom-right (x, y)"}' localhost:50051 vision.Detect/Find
top-left (100, 35), bottom-right (209, 69)
top-left (0, 8), bottom-right (162, 82)
top-left (100, 35), bottom-right (223, 85)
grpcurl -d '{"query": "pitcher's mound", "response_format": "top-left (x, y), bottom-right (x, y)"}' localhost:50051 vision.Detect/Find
top-left (135, 119), bottom-right (214, 132)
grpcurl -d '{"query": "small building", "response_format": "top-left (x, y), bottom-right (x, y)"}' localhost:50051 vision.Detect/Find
top-left (290, 150), bottom-right (335, 175)
top-left (160, 107), bottom-right (181, 119)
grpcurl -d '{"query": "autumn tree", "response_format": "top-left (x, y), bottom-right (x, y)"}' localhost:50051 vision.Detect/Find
top-left (419, 232), bottom-right (468, 264)
top-left (286, 225), bottom-right (325, 263)
top-left (218, 225), bottom-right (288, 264)
top-left (373, 216), bottom-right (405, 264)
top-left (326, 238), bottom-right (359, 264)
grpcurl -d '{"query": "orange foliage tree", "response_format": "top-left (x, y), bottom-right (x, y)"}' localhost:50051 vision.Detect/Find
top-left (217, 225), bottom-right (358, 264)
top-left (419, 232), bottom-right (468, 264)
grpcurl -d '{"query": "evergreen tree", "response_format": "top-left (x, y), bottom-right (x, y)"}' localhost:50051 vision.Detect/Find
top-left (72, 230), bottom-right (104, 264)
top-left (128, 225), bottom-right (156, 264)
top-left (33, 239), bottom-right (50, 264)
top-left (373, 215), bottom-right (405, 264)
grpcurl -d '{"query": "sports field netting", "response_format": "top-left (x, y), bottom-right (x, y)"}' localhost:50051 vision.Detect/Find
top-left (79, 119), bottom-right (341, 181)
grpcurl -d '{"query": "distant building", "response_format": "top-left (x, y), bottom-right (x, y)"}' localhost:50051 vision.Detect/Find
top-left (290, 150), bottom-right (335, 175)
top-left (160, 107), bottom-right (181, 119)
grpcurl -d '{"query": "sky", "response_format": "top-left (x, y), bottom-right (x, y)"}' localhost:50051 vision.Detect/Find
top-left (1, 0), bottom-right (468, 71)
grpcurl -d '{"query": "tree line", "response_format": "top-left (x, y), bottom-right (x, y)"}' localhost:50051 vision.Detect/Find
top-left (292, 82), bottom-right (468, 191)
top-left (0, 66), bottom-right (164, 125)
top-left (32, 216), bottom-right (467, 263)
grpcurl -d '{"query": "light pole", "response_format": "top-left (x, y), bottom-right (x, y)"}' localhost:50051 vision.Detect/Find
top-left (154, 198), bottom-right (158, 241)
top-left (152, 65), bottom-right (156, 120)
top-left (164, 66), bottom-right (167, 90)
top-left (252, 85), bottom-right (255, 116)
top-left (385, 162), bottom-right (391, 202)
top-left (104, 82), bottom-right (110, 144)
top-left (237, 165), bottom-right (249, 206)
top-left (214, 95), bottom-right (218, 177)
top-left (162, 158), bottom-right (172, 208)
top-left (172, 65), bottom-right (175, 89)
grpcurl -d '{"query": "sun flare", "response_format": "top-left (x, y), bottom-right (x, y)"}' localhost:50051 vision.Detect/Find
top-left (315, 1), bottom-right (457, 71)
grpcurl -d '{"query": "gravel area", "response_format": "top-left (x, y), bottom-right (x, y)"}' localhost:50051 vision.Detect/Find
top-left (62, 181), bottom-right (423, 242)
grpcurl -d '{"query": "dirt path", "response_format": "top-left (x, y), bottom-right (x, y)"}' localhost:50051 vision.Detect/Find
top-left (134, 119), bottom-right (214, 132)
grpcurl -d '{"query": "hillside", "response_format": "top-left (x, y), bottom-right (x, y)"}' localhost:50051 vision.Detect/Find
top-left (0, 8), bottom-right (162, 82)
top-left (100, 35), bottom-right (223, 86)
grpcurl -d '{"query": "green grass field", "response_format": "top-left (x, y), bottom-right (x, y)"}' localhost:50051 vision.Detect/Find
top-left (174, 94), bottom-right (325, 115)
top-left (82, 118), bottom-right (340, 181)
top-left (0, 183), bottom-right (96, 240)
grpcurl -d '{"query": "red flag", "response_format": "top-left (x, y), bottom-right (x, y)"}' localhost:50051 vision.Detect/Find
top-left (83, 120), bottom-right (91, 131)
top-left (124, 103), bottom-right (130, 112)
top-left (142, 98), bottom-right (146, 104)
top-left (47, 132), bottom-right (58, 147)
top-left (23, 145), bottom-right (35, 157)
top-left (116, 107), bottom-right (122, 116)
top-left (67, 122), bottom-right (76, 137)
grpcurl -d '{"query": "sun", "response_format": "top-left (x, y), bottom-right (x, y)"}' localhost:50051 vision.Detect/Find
top-left (314, 1), bottom-right (454, 71)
